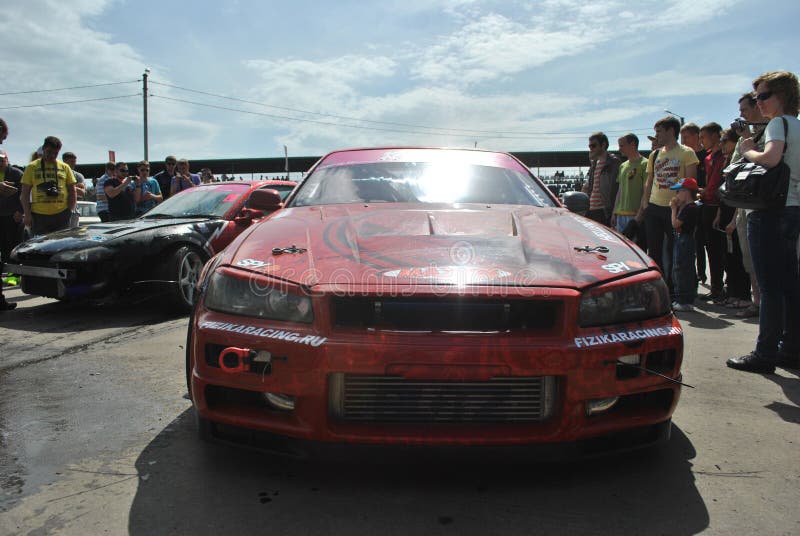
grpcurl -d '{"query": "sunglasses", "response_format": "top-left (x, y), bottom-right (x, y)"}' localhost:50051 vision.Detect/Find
top-left (588, 143), bottom-right (598, 149)
top-left (755, 91), bottom-right (773, 101)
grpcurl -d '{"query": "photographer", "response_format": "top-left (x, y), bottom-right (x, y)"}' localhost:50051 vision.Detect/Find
top-left (20, 136), bottom-right (76, 236)
top-left (170, 158), bottom-right (200, 196)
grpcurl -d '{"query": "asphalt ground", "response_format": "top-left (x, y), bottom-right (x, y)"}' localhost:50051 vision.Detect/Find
top-left (0, 285), bottom-right (798, 535)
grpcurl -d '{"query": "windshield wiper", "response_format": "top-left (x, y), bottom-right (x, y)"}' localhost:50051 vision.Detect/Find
top-left (179, 213), bottom-right (218, 218)
top-left (142, 213), bottom-right (177, 219)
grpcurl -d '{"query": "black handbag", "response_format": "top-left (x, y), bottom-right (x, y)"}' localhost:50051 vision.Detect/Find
top-left (719, 117), bottom-right (790, 210)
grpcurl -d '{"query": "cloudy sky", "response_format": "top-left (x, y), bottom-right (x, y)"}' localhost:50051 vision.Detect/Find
top-left (1, 0), bottom-right (798, 168)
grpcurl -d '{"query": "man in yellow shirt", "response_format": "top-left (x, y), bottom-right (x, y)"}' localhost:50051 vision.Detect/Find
top-left (20, 136), bottom-right (76, 236)
top-left (639, 117), bottom-right (699, 286)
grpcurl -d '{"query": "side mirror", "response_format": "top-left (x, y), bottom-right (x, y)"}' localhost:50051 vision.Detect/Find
top-left (248, 189), bottom-right (283, 212)
top-left (234, 207), bottom-right (265, 226)
top-left (562, 191), bottom-right (589, 215)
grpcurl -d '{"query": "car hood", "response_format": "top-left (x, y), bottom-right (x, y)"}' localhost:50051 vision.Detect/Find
top-left (14, 217), bottom-right (218, 256)
top-left (224, 204), bottom-right (654, 289)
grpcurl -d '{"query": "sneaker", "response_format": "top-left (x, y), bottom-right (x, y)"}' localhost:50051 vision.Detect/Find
top-left (701, 290), bottom-right (725, 302)
top-left (672, 303), bottom-right (694, 312)
top-left (736, 304), bottom-right (759, 318)
top-left (0, 298), bottom-right (16, 311)
top-left (726, 352), bottom-right (775, 373)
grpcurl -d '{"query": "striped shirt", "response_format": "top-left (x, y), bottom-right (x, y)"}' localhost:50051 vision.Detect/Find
top-left (589, 158), bottom-right (605, 211)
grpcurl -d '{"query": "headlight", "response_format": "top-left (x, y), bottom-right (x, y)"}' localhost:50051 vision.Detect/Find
top-left (51, 246), bottom-right (114, 263)
top-left (579, 277), bottom-right (669, 327)
top-left (204, 270), bottom-right (313, 323)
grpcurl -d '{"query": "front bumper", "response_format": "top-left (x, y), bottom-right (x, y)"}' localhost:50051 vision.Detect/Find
top-left (189, 307), bottom-right (684, 449)
top-left (6, 261), bottom-right (110, 300)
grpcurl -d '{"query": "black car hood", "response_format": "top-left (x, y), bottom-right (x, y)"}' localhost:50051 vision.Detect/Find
top-left (13, 217), bottom-right (220, 257)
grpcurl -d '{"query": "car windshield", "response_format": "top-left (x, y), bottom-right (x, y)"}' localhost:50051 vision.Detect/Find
top-left (143, 184), bottom-right (250, 218)
top-left (290, 161), bottom-right (554, 208)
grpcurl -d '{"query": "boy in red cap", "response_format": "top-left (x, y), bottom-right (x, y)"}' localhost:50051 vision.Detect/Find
top-left (669, 178), bottom-right (700, 311)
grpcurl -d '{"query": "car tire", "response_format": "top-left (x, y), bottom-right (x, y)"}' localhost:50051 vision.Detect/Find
top-left (160, 246), bottom-right (205, 312)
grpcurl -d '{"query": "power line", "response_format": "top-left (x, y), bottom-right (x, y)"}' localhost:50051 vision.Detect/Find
top-left (150, 94), bottom-right (491, 138)
top-left (0, 93), bottom-right (142, 110)
top-left (152, 80), bottom-right (511, 135)
top-left (150, 80), bottom-right (652, 137)
top-left (152, 94), bottom-right (596, 139)
top-left (151, 93), bottom-right (651, 140)
top-left (0, 80), bottom-right (140, 96)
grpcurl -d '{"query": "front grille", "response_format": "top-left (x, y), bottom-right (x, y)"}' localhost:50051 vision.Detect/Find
top-left (333, 297), bottom-right (559, 332)
top-left (21, 276), bottom-right (60, 298)
top-left (329, 374), bottom-right (557, 423)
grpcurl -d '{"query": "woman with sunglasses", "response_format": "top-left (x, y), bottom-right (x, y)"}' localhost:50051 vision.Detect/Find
top-left (727, 71), bottom-right (800, 373)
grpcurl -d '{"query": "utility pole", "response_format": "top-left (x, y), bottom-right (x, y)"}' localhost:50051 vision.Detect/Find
top-left (284, 145), bottom-right (289, 178)
top-left (143, 68), bottom-right (150, 161)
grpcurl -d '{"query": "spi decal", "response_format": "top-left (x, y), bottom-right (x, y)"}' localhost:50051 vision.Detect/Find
top-left (601, 261), bottom-right (632, 274)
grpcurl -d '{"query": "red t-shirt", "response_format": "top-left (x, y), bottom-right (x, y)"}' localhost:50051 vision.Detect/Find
top-left (702, 150), bottom-right (726, 205)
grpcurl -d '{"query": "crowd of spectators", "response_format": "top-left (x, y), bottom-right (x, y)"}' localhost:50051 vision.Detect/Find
top-left (583, 70), bottom-right (799, 374)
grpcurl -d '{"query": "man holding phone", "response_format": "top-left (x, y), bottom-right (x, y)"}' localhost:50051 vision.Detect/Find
top-left (104, 162), bottom-right (136, 221)
top-left (170, 158), bottom-right (200, 196)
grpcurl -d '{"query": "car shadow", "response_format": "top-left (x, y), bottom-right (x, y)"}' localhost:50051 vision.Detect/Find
top-left (0, 292), bottom-right (187, 333)
top-left (128, 410), bottom-right (709, 535)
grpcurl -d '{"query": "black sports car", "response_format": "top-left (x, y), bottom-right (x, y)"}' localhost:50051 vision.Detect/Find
top-left (8, 180), bottom-right (296, 310)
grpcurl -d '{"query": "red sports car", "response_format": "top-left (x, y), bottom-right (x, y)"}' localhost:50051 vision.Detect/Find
top-left (187, 148), bottom-right (683, 456)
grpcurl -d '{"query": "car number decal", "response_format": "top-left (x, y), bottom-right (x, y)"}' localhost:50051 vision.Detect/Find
top-left (573, 217), bottom-right (617, 243)
top-left (236, 258), bottom-right (272, 268)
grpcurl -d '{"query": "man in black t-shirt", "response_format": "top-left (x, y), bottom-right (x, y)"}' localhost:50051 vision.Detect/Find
top-left (153, 155), bottom-right (177, 201)
top-left (104, 162), bottom-right (136, 221)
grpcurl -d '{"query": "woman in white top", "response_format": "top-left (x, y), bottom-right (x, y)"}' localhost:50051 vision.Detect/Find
top-left (727, 70), bottom-right (800, 373)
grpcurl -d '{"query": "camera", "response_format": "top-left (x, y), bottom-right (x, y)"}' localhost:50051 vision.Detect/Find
top-left (38, 180), bottom-right (60, 197)
top-left (731, 118), bottom-right (748, 131)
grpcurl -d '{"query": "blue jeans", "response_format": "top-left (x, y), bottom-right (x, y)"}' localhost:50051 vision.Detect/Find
top-left (615, 215), bottom-right (635, 234)
top-left (672, 232), bottom-right (697, 305)
top-left (747, 206), bottom-right (800, 360)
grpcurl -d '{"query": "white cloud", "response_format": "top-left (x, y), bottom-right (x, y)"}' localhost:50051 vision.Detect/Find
top-left (0, 0), bottom-right (221, 163)
top-left (594, 71), bottom-right (753, 98)
top-left (411, 12), bottom-right (602, 86)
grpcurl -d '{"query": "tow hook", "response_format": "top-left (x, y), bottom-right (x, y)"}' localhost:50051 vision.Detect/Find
top-left (219, 347), bottom-right (254, 373)
top-left (219, 347), bottom-right (284, 374)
